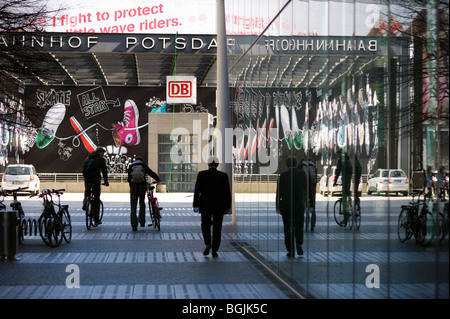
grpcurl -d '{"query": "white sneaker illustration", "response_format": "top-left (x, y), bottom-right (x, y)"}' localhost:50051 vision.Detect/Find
top-left (36, 103), bottom-right (66, 149)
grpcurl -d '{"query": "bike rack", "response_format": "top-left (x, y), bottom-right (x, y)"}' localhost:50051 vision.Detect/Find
top-left (18, 216), bottom-right (39, 238)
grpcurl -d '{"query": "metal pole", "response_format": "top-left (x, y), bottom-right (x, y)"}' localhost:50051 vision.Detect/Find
top-left (216, 0), bottom-right (235, 224)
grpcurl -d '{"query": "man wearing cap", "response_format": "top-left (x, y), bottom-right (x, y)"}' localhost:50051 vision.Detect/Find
top-left (193, 157), bottom-right (232, 258)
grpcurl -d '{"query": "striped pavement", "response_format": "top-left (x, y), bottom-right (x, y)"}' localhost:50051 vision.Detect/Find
top-left (1, 193), bottom-right (448, 300)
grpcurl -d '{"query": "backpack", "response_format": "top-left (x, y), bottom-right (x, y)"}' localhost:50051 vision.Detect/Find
top-left (130, 164), bottom-right (146, 183)
top-left (82, 158), bottom-right (97, 178)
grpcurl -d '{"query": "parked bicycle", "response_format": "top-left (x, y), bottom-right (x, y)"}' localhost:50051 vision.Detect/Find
top-left (84, 183), bottom-right (104, 230)
top-left (35, 189), bottom-right (71, 247)
top-left (398, 190), bottom-right (435, 246)
top-left (334, 195), bottom-right (361, 230)
top-left (52, 189), bottom-right (72, 243)
top-left (147, 181), bottom-right (162, 231)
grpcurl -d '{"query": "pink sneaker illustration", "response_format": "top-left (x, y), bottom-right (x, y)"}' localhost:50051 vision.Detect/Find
top-left (112, 99), bottom-right (140, 147)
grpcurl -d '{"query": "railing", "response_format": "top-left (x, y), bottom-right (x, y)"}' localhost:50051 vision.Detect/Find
top-left (233, 174), bottom-right (279, 183)
top-left (0, 173), bottom-right (129, 183)
top-left (1, 172), bottom-right (369, 186)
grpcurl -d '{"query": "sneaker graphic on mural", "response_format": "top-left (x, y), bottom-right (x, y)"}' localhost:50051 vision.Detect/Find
top-left (112, 99), bottom-right (140, 147)
top-left (36, 103), bottom-right (66, 149)
top-left (280, 104), bottom-right (292, 150)
top-left (70, 116), bottom-right (97, 153)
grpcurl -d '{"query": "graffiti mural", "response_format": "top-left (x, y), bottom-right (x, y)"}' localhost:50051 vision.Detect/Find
top-left (1, 86), bottom-right (216, 174)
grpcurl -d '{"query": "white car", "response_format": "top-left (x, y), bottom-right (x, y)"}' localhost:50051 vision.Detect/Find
top-left (320, 166), bottom-right (362, 196)
top-left (367, 168), bottom-right (409, 196)
top-left (1, 164), bottom-right (40, 195)
top-left (319, 166), bottom-right (330, 195)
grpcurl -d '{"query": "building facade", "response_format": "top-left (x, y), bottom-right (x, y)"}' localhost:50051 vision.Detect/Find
top-left (0, 0), bottom-right (448, 298)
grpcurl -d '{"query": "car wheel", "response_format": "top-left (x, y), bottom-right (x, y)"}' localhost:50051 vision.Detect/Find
top-left (403, 192), bottom-right (408, 196)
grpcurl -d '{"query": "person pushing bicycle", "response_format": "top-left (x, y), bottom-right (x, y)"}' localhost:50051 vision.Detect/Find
top-left (333, 148), bottom-right (352, 226)
top-left (127, 156), bottom-right (160, 231)
top-left (82, 147), bottom-right (109, 226)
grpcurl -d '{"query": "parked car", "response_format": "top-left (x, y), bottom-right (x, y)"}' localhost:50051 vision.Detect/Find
top-left (1, 164), bottom-right (40, 195)
top-left (320, 166), bottom-right (362, 196)
top-left (367, 168), bottom-right (409, 196)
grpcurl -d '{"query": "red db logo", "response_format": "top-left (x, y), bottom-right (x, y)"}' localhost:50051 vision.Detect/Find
top-left (168, 81), bottom-right (192, 98)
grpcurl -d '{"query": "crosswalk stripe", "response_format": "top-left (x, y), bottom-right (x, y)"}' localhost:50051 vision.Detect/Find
top-left (14, 250), bottom-right (448, 264)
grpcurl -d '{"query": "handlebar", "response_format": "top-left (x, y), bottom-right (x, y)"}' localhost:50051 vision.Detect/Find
top-left (30, 188), bottom-right (66, 198)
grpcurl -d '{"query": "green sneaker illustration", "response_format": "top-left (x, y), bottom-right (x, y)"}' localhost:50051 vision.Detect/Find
top-left (291, 105), bottom-right (302, 150)
top-left (36, 103), bottom-right (66, 149)
top-left (280, 104), bottom-right (292, 150)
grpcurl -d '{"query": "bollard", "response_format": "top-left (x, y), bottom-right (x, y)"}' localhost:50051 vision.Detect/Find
top-left (0, 210), bottom-right (18, 261)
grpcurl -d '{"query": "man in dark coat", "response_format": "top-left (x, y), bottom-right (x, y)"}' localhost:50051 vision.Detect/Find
top-left (83, 147), bottom-right (109, 226)
top-left (193, 156), bottom-right (232, 257)
top-left (276, 156), bottom-right (307, 257)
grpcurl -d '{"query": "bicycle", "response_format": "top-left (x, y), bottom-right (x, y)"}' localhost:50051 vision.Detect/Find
top-left (435, 203), bottom-right (448, 242)
top-left (147, 181), bottom-right (163, 231)
top-left (334, 194), bottom-right (361, 230)
top-left (398, 190), bottom-right (435, 246)
top-left (51, 189), bottom-right (72, 243)
top-left (83, 183), bottom-right (104, 230)
top-left (35, 189), bottom-right (65, 247)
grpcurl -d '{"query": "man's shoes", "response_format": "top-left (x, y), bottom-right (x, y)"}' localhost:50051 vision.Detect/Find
top-left (297, 247), bottom-right (304, 256)
top-left (203, 245), bottom-right (211, 256)
top-left (132, 226), bottom-right (137, 231)
top-left (212, 251), bottom-right (218, 258)
top-left (286, 252), bottom-right (294, 258)
top-left (310, 227), bottom-right (314, 232)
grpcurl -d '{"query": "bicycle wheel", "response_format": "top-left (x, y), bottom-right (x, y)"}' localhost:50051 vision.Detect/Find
top-left (39, 212), bottom-right (63, 247)
top-left (17, 217), bottom-right (25, 244)
top-left (152, 199), bottom-right (161, 231)
top-left (398, 208), bottom-right (413, 242)
top-left (98, 200), bottom-right (104, 223)
top-left (414, 210), bottom-right (435, 246)
top-left (354, 202), bottom-right (361, 230)
top-left (85, 201), bottom-right (93, 230)
top-left (148, 195), bottom-right (155, 226)
top-left (333, 199), bottom-right (345, 227)
top-left (61, 208), bottom-right (72, 243)
top-left (347, 210), bottom-right (354, 230)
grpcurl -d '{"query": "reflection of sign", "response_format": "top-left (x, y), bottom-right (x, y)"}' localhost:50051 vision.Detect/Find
top-left (77, 86), bottom-right (119, 118)
top-left (166, 76), bottom-right (196, 104)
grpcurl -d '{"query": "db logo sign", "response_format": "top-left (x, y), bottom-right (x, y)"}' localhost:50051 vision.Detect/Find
top-left (168, 81), bottom-right (191, 98)
top-left (166, 76), bottom-right (197, 104)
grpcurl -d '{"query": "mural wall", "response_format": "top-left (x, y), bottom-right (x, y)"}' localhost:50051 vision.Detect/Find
top-left (1, 86), bottom-right (216, 174)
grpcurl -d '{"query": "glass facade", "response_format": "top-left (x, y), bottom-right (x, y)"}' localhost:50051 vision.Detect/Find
top-left (226, 0), bottom-right (448, 299)
top-left (158, 134), bottom-right (199, 192)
